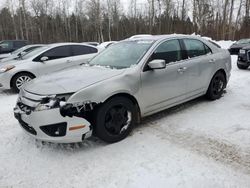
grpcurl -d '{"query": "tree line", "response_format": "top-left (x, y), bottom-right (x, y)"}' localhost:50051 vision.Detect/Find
top-left (0, 0), bottom-right (249, 43)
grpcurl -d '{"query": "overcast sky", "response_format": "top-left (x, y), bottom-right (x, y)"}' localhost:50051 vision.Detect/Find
top-left (0, 0), bottom-right (146, 11)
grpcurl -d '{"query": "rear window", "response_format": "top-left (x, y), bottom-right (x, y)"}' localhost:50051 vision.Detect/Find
top-left (72, 45), bottom-right (98, 56)
top-left (183, 39), bottom-right (208, 58)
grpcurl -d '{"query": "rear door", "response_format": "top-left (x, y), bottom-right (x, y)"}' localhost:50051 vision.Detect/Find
top-left (181, 38), bottom-right (216, 97)
top-left (69, 45), bottom-right (98, 65)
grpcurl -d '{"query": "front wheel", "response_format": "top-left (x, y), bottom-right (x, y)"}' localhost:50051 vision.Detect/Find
top-left (237, 63), bottom-right (249, 70)
top-left (12, 73), bottom-right (35, 93)
top-left (94, 96), bottom-right (137, 143)
top-left (206, 72), bottom-right (226, 100)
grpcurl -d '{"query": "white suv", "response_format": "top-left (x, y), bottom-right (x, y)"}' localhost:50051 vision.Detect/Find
top-left (0, 43), bottom-right (98, 92)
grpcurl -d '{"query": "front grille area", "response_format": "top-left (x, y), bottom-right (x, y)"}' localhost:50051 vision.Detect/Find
top-left (248, 51), bottom-right (250, 61)
top-left (230, 48), bottom-right (240, 55)
top-left (18, 117), bottom-right (37, 135)
top-left (17, 102), bottom-right (34, 113)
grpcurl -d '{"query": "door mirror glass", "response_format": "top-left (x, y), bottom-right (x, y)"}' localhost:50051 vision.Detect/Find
top-left (40, 56), bottom-right (49, 62)
top-left (148, 59), bottom-right (166, 70)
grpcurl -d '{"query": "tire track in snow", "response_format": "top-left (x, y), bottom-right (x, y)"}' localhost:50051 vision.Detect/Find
top-left (137, 99), bottom-right (250, 174)
top-left (131, 94), bottom-right (250, 174)
top-left (147, 125), bottom-right (250, 174)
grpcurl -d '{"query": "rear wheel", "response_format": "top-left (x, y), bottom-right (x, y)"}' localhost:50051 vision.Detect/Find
top-left (237, 63), bottom-right (249, 70)
top-left (206, 72), bottom-right (226, 100)
top-left (12, 73), bottom-right (35, 93)
top-left (94, 96), bottom-right (137, 143)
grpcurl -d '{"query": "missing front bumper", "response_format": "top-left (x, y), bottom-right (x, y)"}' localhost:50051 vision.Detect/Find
top-left (14, 107), bottom-right (93, 143)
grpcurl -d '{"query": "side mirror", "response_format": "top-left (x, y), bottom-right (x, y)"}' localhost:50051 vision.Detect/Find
top-left (18, 52), bottom-right (26, 57)
top-left (40, 56), bottom-right (49, 62)
top-left (148, 59), bottom-right (166, 70)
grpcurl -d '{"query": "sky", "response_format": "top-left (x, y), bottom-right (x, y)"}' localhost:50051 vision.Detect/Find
top-left (0, 0), bottom-right (146, 11)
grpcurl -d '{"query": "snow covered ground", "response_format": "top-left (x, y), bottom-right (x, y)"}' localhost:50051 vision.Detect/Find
top-left (1, 41), bottom-right (250, 188)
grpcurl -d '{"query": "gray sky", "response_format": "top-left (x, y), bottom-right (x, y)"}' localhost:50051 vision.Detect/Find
top-left (0, 0), bottom-right (146, 11)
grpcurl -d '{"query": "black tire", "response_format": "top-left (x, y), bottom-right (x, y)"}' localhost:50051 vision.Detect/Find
top-left (206, 71), bottom-right (226, 100)
top-left (237, 63), bottom-right (248, 70)
top-left (11, 73), bottom-right (35, 93)
top-left (94, 96), bottom-right (137, 143)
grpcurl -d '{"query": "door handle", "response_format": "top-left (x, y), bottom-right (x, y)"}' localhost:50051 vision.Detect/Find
top-left (66, 60), bottom-right (71, 63)
top-left (177, 67), bottom-right (187, 73)
top-left (209, 59), bottom-right (215, 63)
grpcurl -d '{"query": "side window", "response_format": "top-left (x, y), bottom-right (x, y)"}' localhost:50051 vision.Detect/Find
top-left (151, 39), bottom-right (182, 63)
top-left (204, 44), bottom-right (212, 54)
top-left (42, 46), bottom-right (72, 60)
top-left (14, 41), bottom-right (26, 48)
top-left (183, 39), bottom-right (207, 58)
top-left (72, 45), bottom-right (98, 56)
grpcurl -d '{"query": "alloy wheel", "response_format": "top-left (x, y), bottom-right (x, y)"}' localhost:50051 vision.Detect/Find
top-left (16, 75), bottom-right (32, 89)
top-left (104, 104), bottom-right (132, 136)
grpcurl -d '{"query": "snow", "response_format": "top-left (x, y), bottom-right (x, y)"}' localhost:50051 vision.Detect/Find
top-left (1, 41), bottom-right (250, 187)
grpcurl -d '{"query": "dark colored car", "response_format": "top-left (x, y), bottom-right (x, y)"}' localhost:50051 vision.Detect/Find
top-left (229, 39), bottom-right (250, 55)
top-left (237, 46), bottom-right (250, 69)
top-left (0, 40), bottom-right (28, 54)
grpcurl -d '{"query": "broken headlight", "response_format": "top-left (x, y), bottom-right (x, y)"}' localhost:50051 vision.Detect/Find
top-left (35, 94), bottom-right (73, 112)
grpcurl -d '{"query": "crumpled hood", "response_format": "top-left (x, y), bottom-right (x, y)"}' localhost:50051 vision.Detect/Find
top-left (24, 65), bottom-right (125, 95)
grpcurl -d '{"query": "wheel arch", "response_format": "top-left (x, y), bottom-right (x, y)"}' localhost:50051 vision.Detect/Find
top-left (10, 71), bottom-right (36, 88)
top-left (216, 69), bottom-right (227, 80)
top-left (104, 93), bottom-right (141, 123)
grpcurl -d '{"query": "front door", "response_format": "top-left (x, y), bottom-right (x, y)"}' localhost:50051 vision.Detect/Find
top-left (35, 45), bottom-right (73, 75)
top-left (140, 39), bottom-right (188, 115)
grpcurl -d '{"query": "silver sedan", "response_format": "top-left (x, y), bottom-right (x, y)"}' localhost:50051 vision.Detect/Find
top-left (14, 35), bottom-right (231, 143)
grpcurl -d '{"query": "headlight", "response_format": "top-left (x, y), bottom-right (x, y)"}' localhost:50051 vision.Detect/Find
top-left (34, 94), bottom-right (73, 112)
top-left (35, 98), bottom-right (59, 111)
top-left (239, 49), bottom-right (246, 54)
top-left (0, 65), bottom-right (15, 73)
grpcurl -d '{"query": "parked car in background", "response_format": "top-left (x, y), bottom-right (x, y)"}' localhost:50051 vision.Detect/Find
top-left (82, 42), bottom-right (100, 46)
top-left (0, 40), bottom-right (28, 56)
top-left (98, 41), bottom-right (117, 51)
top-left (129, 34), bottom-right (152, 40)
top-left (229, 38), bottom-right (250, 55)
top-left (0, 44), bottom-right (44, 63)
top-left (237, 46), bottom-right (250, 69)
top-left (0, 43), bottom-right (99, 92)
top-left (14, 35), bottom-right (231, 144)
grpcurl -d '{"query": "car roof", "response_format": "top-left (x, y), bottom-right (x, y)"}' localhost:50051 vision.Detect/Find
top-left (0, 40), bottom-right (28, 42)
top-left (47, 42), bottom-right (98, 48)
top-left (125, 34), bottom-right (206, 42)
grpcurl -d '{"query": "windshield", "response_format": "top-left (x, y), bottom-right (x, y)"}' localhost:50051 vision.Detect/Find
top-left (89, 40), bottom-right (154, 69)
top-left (0, 41), bottom-right (11, 49)
top-left (21, 46), bottom-right (49, 60)
top-left (11, 45), bottom-right (29, 55)
top-left (236, 39), bottom-right (250, 44)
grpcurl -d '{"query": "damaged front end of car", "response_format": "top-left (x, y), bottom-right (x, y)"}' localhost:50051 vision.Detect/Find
top-left (14, 89), bottom-right (97, 143)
